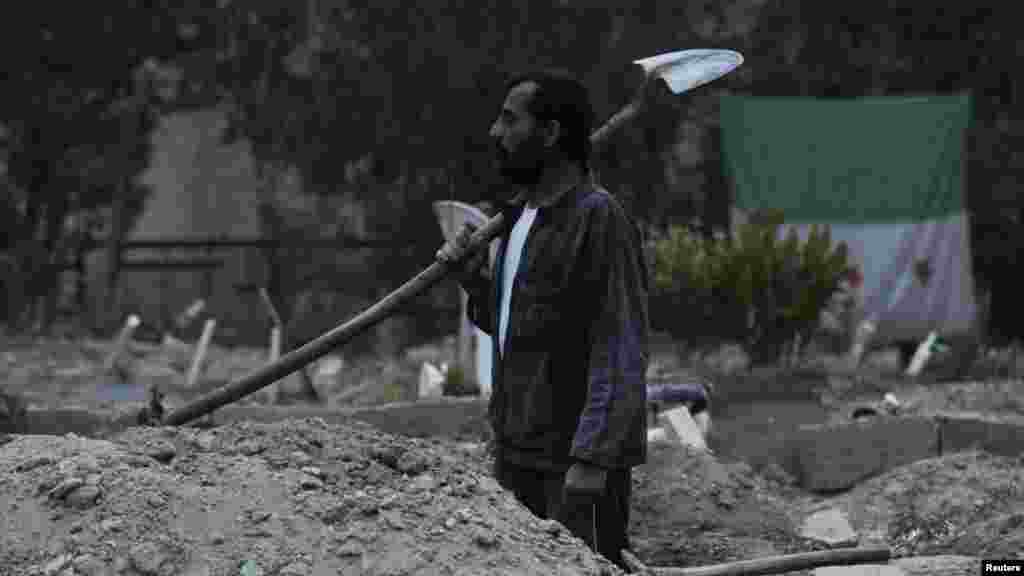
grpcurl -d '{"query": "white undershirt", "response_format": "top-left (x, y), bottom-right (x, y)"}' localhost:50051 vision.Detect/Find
top-left (499, 205), bottom-right (539, 355)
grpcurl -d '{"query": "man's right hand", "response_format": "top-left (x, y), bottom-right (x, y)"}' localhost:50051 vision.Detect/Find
top-left (435, 223), bottom-right (489, 285)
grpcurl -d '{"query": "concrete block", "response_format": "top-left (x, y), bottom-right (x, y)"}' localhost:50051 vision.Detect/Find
top-left (936, 411), bottom-right (1024, 458)
top-left (659, 406), bottom-right (709, 452)
top-left (647, 427), bottom-right (669, 444)
top-left (418, 362), bottom-right (445, 399)
top-left (794, 416), bottom-right (938, 493)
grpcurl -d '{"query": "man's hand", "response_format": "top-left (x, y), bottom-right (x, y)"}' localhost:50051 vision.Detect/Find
top-left (564, 461), bottom-right (607, 497)
top-left (435, 223), bottom-right (488, 285)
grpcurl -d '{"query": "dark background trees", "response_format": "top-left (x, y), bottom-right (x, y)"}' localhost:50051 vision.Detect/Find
top-left (2, 1), bottom-right (1020, 341)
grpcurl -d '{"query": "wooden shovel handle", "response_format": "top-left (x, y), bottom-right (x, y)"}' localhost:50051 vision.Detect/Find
top-left (622, 547), bottom-right (892, 576)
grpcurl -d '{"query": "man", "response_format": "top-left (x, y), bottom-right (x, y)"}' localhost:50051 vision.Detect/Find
top-left (436, 69), bottom-right (649, 570)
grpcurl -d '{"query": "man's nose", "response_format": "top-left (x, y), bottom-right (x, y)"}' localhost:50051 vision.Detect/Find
top-left (488, 120), bottom-right (501, 140)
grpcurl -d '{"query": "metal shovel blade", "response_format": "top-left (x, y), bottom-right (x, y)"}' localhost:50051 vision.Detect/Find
top-left (634, 49), bottom-right (744, 95)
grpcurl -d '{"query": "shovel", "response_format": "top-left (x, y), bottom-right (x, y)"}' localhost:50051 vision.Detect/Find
top-left (161, 49), bottom-right (744, 426)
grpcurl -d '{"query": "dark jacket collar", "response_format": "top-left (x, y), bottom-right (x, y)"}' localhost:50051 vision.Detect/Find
top-left (499, 171), bottom-right (598, 228)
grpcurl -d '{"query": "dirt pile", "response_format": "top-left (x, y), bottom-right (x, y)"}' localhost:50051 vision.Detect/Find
top-left (628, 442), bottom-right (810, 569)
top-left (0, 419), bottom-right (622, 576)
top-left (835, 450), bottom-right (1024, 558)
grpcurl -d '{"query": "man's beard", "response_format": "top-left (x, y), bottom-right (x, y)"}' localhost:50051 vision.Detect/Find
top-left (496, 141), bottom-right (544, 188)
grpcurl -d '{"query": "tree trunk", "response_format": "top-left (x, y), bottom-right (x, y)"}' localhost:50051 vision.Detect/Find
top-left (38, 184), bottom-right (70, 333)
top-left (104, 181), bottom-right (127, 333)
top-left (8, 189), bottom-right (43, 331)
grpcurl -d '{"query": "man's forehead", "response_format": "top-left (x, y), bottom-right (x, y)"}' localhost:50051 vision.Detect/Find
top-left (502, 81), bottom-right (539, 114)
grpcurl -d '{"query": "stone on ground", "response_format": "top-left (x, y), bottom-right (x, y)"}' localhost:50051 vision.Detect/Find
top-left (800, 507), bottom-right (859, 548)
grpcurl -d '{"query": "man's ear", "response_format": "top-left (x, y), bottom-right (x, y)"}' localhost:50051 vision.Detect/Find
top-left (542, 119), bottom-right (561, 149)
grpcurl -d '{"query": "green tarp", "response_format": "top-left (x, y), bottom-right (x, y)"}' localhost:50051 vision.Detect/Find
top-left (720, 94), bottom-right (971, 224)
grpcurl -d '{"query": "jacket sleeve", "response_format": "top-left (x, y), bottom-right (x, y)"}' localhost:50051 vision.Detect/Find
top-left (570, 198), bottom-right (650, 469)
top-left (464, 260), bottom-right (495, 336)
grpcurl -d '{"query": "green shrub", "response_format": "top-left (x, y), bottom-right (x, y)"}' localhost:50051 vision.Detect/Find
top-left (442, 364), bottom-right (480, 397)
top-left (650, 210), bottom-right (852, 363)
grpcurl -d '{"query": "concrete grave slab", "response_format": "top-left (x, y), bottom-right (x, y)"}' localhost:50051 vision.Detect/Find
top-left (793, 416), bottom-right (938, 493)
top-left (935, 411), bottom-right (1024, 458)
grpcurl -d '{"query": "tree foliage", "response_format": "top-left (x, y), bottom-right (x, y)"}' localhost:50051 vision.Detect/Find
top-left (651, 210), bottom-right (852, 361)
top-left (0, 1), bottom-right (187, 329)
top-left (4, 1), bottom-right (1021, 340)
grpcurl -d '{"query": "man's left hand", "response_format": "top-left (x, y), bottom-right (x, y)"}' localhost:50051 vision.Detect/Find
top-left (564, 461), bottom-right (607, 497)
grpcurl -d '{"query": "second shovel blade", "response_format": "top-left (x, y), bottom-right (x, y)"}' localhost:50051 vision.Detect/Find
top-left (634, 49), bottom-right (744, 94)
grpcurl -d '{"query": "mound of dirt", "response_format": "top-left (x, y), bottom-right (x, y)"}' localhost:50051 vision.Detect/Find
top-left (0, 419), bottom-right (623, 576)
top-left (629, 443), bottom-right (810, 568)
top-left (835, 450), bottom-right (1024, 558)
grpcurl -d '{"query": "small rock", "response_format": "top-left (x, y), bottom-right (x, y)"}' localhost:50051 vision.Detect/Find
top-left (147, 494), bottom-right (166, 508)
top-left (73, 554), bottom-right (107, 576)
top-left (44, 554), bottom-right (72, 576)
top-left (301, 466), bottom-right (323, 478)
top-left (17, 456), bottom-right (56, 473)
top-left (101, 518), bottom-right (126, 533)
top-left (112, 556), bottom-right (132, 573)
top-left (130, 542), bottom-right (173, 575)
top-left (379, 494), bottom-right (400, 510)
top-left (300, 475), bottom-right (324, 490)
top-left (279, 563), bottom-right (310, 576)
top-left (396, 452), bottom-right (430, 475)
top-left (336, 542), bottom-right (364, 557)
top-left (380, 511), bottom-right (404, 530)
top-left (454, 508), bottom-right (473, 523)
top-left (539, 519), bottom-right (563, 536)
top-left (291, 451), bottom-right (313, 467)
top-left (239, 441), bottom-right (264, 456)
top-left (209, 531), bottom-right (226, 545)
top-left (248, 510), bottom-right (272, 523)
top-left (65, 484), bottom-right (102, 509)
top-left (444, 517), bottom-right (457, 529)
top-left (801, 508), bottom-right (860, 548)
top-left (147, 442), bottom-right (176, 464)
top-left (57, 460), bottom-right (77, 476)
top-left (72, 455), bottom-right (101, 473)
top-left (122, 454), bottom-right (153, 468)
top-left (48, 477), bottom-right (85, 501)
top-left (473, 528), bottom-right (500, 549)
top-left (189, 433), bottom-right (215, 451)
top-left (409, 474), bottom-right (437, 492)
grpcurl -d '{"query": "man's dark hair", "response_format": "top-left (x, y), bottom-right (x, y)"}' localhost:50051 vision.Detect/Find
top-left (504, 69), bottom-right (593, 169)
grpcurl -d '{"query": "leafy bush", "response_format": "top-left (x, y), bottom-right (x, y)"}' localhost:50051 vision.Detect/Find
top-left (649, 210), bottom-right (853, 363)
top-left (442, 364), bottom-right (480, 397)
